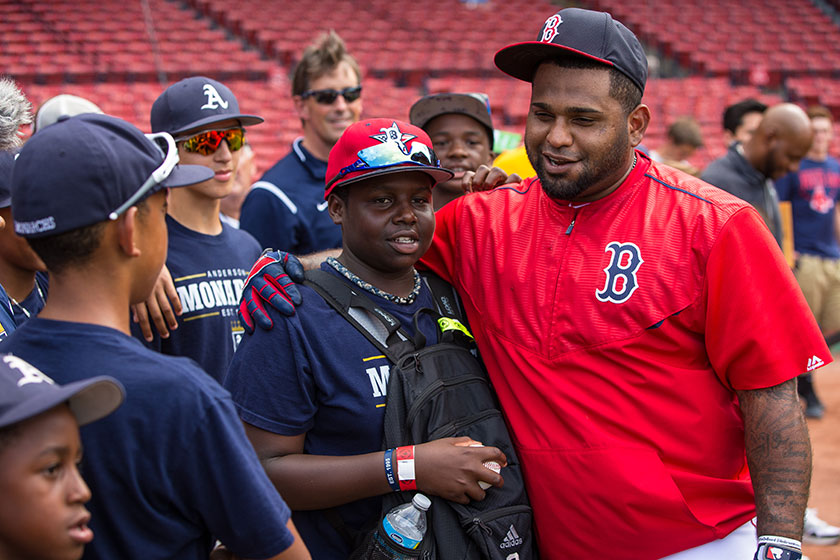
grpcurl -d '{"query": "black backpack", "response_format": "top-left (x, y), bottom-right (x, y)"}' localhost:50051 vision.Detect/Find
top-left (304, 269), bottom-right (537, 560)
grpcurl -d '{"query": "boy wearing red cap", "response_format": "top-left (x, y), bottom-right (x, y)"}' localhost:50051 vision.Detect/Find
top-left (225, 119), bottom-right (505, 558)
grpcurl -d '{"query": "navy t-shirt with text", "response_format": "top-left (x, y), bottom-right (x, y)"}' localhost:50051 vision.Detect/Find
top-left (5, 318), bottom-right (295, 560)
top-left (225, 264), bottom-right (439, 558)
top-left (132, 215), bottom-right (261, 383)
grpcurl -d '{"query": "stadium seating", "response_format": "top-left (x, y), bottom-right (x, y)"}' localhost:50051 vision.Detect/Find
top-left (4, 0), bottom-right (840, 172)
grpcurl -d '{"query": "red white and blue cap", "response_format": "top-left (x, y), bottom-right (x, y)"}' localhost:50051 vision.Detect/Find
top-left (151, 76), bottom-right (263, 135)
top-left (0, 353), bottom-right (124, 429)
top-left (11, 113), bottom-right (213, 238)
top-left (325, 118), bottom-right (454, 198)
top-left (494, 8), bottom-right (648, 94)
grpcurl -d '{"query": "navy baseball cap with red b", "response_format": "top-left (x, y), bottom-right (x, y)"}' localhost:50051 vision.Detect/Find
top-left (11, 113), bottom-right (214, 238)
top-left (151, 76), bottom-right (263, 135)
top-left (0, 353), bottom-right (124, 429)
top-left (325, 118), bottom-right (453, 198)
top-left (494, 8), bottom-right (648, 94)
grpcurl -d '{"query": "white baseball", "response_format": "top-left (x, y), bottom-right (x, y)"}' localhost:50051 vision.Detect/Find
top-left (479, 460), bottom-right (502, 490)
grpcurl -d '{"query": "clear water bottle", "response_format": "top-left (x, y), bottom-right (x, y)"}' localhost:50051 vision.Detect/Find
top-left (369, 493), bottom-right (431, 559)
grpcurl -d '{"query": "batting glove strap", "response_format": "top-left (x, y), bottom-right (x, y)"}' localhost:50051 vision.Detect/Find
top-left (754, 535), bottom-right (802, 560)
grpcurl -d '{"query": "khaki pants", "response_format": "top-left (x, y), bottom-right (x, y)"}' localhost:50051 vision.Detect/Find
top-left (795, 254), bottom-right (840, 334)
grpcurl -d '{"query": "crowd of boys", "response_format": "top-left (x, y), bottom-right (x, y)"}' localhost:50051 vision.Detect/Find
top-left (2, 7), bottom-right (840, 560)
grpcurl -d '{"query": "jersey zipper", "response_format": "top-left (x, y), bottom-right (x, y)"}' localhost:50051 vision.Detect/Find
top-left (565, 207), bottom-right (581, 235)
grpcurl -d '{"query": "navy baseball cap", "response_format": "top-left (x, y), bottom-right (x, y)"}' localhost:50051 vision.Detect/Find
top-left (11, 113), bottom-right (214, 238)
top-left (494, 8), bottom-right (648, 94)
top-left (0, 150), bottom-right (14, 208)
top-left (0, 353), bottom-right (124, 429)
top-left (151, 76), bottom-right (263, 135)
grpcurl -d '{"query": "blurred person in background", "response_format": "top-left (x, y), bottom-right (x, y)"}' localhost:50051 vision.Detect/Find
top-left (409, 92), bottom-right (500, 210)
top-left (775, 106), bottom-right (840, 422)
top-left (220, 142), bottom-right (257, 228)
top-left (240, 30), bottom-right (362, 254)
top-left (649, 116), bottom-right (704, 176)
top-left (0, 77), bottom-right (30, 151)
top-left (702, 103), bottom-right (813, 247)
top-left (32, 94), bottom-right (103, 133)
top-left (723, 98), bottom-right (767, 147)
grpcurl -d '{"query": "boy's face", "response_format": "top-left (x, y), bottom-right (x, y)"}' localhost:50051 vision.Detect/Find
top-left (131, 190), bottom-right (169, 305)
top-left (0, 405), bottom-right (92, 560)
top-left (424, 113), bottom-right (493, 196)
top-left (0, 207), bottom-right (47, 273)
top-left (329, 172), bottom-right (435, 276)
top-left (176, 118), bottom-right (243, 201)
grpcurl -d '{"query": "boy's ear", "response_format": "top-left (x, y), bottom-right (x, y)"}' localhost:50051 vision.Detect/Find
top-left (327, 193), bottom-right (346, 226)
top-left (116, 207), bottom-right (141, 258)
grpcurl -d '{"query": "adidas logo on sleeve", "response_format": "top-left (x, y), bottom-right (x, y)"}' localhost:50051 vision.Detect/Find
top-left (807, 355), bottom-right (825, 371)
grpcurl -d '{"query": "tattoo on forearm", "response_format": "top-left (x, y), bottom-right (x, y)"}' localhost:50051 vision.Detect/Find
top-left (738, 378), bottom-right (811, 538)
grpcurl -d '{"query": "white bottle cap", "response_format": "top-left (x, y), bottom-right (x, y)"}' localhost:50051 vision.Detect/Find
top-left (412, 493), bottom-right (432, 511)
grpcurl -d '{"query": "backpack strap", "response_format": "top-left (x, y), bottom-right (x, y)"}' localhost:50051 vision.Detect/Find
top-left (420, 271), bottom-right (465, 322)
top-left (304, 269), bottom-right (421, 361)
top-left (303, 269), bottom-right (422, 553)
top-left (420, 271), bottom-right (475, 345)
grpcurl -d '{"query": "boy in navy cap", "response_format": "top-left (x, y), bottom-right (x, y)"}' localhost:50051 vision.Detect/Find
top-left (0, 353), bottom-right (123, 560)
top-left (225, 118), bottom-right (506, 558)
top-left (5, 113), bottom-right (310, 560)
top-left (0, 150), bottom-right (48, 325)
top-left (409, 92), bottom-right (498, 210)
top-left (131, 76), bottom-right (264, 384)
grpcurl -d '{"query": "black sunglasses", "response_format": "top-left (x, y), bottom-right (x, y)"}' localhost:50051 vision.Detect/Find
top-left (300, 86), bottom-right (362, 105)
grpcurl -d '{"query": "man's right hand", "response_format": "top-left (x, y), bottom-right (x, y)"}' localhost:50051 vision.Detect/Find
top-left (238, 250), bottom-right (305, 334)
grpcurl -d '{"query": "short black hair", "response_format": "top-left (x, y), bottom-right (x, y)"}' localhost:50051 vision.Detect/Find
top-left (26, 221), bottom-right (107, 275)
top-left (723, 98), bottom-right (767, 134)
top-left (25, 199), bottom-right (151, 275)
top-left (546, 57), bottom-right (642, 116)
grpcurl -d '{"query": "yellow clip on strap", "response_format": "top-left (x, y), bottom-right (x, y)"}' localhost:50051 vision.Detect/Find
top-left (437, 317), bottom-right (474, 340)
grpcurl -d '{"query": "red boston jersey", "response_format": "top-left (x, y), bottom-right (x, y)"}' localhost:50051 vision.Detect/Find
top-left (421, 153), bottom-right (830, 559)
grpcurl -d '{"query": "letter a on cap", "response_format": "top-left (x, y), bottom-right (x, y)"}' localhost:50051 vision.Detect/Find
top-left (201, 84), bottom-right (229, 110)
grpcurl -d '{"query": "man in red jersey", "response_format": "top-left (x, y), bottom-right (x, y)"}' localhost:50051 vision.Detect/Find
top-left (239, 8), bottom-right (829, 559)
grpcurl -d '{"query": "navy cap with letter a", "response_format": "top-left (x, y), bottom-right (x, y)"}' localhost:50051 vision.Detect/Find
top-left (151, 76), bottom-right (263, 135)
top-left (0, 353), bottom-right (124, 429)
top-left (11, 113), bottom-right (214, 238)
top-left (494, 8), bottom-right (648, 94)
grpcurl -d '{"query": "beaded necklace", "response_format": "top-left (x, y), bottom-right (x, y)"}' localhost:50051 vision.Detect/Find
top-left (326, 257), bottom-right (421, 305)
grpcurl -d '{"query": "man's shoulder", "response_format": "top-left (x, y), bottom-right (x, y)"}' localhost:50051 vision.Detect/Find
top-left (643, 161), bottom-right (753, 219)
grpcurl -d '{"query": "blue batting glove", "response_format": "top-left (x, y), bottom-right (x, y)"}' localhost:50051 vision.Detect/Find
top-left (238, 249), bottom-right (304, 334)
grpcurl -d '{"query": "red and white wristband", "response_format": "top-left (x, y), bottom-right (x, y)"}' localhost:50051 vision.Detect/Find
top-left (395, 445), bottom-right (417, 491)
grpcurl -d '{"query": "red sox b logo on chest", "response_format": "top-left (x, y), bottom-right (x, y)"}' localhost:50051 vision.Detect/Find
top-left (596, 242), bottom-right (644, 303)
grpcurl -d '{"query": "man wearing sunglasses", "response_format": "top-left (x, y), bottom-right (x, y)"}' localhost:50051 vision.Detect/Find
top-left (240, 30), bottom-right (363, 256)
top-left (129, 76), bottom-right (265, 384)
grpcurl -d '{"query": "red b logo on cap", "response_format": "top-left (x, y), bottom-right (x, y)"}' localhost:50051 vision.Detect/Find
top-left (541, 15), bottom-right (563, 43)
